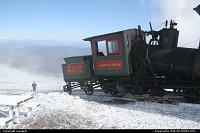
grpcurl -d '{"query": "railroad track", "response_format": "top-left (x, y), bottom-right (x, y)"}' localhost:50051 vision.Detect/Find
top-left (69, 89), bottom-right (187, 105)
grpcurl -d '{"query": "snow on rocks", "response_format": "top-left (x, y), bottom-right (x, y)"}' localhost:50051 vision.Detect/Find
top-left (14, 92), bottom-right (200, 129)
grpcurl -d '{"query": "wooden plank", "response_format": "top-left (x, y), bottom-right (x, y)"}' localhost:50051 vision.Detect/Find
top-left (0, 110), bottom-right (8, 117)
top-left (0, 95), bottom-right (36, 129)
top-left (0, 95), bottom-right (34, 106)
top-left (0, 118), bottom-right (13, 125)
top-left (22, 103), bottom-right (40, 108)
top-left (0, 116), bottom-right (18, 128)
top-left (17, 96), bottom-right (34, 105)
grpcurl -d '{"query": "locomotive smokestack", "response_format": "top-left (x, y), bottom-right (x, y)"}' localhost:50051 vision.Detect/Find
top-left (194, 4), bottom-right (200, 16)
top-left (158, 20), bottom-right (179, 49)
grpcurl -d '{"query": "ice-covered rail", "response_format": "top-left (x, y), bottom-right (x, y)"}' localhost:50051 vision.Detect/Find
top-left (0, 95), bottom-right (34, 129)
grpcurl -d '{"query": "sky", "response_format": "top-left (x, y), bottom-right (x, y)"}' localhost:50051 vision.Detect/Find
top-left (0, 0), bottom-right (199, 47)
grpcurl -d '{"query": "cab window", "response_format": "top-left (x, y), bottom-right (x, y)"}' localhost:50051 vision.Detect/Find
top-left (95, 37), bottom-right (122, 57)
top-left (96, 40), bottom-right (107, 56)
top-left (108, 40), bottom-right (119, 54)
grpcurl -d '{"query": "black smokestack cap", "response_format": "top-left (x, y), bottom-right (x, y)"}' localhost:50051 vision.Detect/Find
top-left (194, 4), bottom-right (200, 16)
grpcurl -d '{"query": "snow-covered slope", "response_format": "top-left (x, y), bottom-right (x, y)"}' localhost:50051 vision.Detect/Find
top-left (15, 92), bottom-right (200, 129)
top-left (0, 81), bottom-right (199, 129)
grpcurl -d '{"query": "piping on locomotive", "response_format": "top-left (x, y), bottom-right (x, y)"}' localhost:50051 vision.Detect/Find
top-left (62, 20), bottom-right (200, 104)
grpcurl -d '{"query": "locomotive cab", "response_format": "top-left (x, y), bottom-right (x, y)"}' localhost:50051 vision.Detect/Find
top-left (84, 29), bottom-right (143, 77)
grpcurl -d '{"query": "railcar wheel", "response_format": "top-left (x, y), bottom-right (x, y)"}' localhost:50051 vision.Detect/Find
top-left (100, 84), bottom-right (109, 94)
top-left (63, 85), bottom-right (72, 95)
top-left (110, 91), bottom-right (124, 97)
top-left (130, 86), bottom-right (144, 96)
top-left (183, 88), bottom-right (200, 103)
top-left (84, 85), bottom-right (94, 95)
top-left (66, 88), bottom-right (72, 95)
top-left (80, 84), bottom-right (87, 90)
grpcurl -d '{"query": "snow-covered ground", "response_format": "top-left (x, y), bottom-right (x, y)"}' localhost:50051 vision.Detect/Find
top-left (0, 80), bottom-right (200, 129)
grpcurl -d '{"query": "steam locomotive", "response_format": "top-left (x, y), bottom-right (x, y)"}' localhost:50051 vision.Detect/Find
top-left (62, 6), bottom-right (200, 103)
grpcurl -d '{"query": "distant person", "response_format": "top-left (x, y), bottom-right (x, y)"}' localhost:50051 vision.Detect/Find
top-left (32, 81), bottom-right (37, 91)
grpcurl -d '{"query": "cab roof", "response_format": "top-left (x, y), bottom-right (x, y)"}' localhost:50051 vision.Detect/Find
top-left (83, 29), bottom-right (133, 42)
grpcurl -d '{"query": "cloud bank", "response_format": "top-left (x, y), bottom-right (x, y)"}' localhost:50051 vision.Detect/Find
top-left (0, 64), bottom-right (62, 82)
top-left (149, 0), bottom-right (200, 48)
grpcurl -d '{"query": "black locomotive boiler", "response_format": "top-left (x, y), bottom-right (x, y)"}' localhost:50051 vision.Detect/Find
top-left (62, 19), bottom-right (200, 104)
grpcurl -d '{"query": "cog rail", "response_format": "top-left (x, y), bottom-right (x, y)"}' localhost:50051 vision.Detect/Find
top-left (70, 91), bottom-right (188, 105)
top-left (63, 82), bottom-right (199, 104)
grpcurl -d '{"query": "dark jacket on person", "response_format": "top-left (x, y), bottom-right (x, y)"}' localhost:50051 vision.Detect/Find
top-left (32, 82), bottom-right (37, 91)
